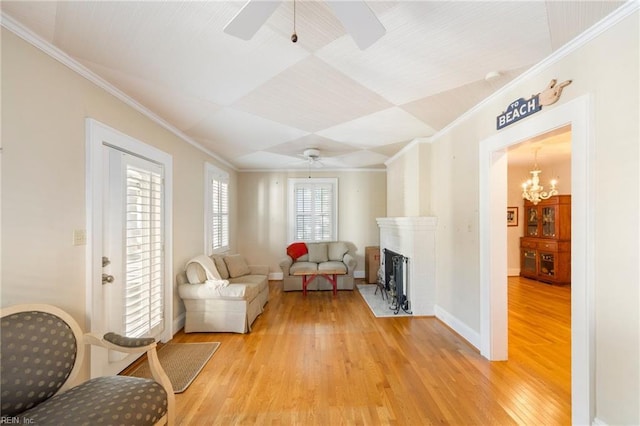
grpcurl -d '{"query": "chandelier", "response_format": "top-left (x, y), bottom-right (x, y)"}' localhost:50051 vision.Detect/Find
top-left (521, 151), bottom-right (558, 205)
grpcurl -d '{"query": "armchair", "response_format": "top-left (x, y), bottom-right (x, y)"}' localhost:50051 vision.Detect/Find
top-left (0, 304), bottom-right (175, 425)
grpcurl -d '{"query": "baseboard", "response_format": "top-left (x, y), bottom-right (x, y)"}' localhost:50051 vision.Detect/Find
top-left (434, 305), bottom-right (481, 350)
top-left (592, 418), bottom-right (607, 426)
top-left (172, 312), bottom-right (185, 337)
top-left (507, 268), bottom-right (520, 277)
top-left (269, 272), bottom-right (283, 280)
top-left (354, 270), bottom-right (365, 279)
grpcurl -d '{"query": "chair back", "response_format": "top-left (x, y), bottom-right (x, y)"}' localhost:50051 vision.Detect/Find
top-left (1, 305), bottom-right (83, 417)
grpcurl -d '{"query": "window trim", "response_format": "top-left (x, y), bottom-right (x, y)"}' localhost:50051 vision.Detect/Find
top-left (287, 177), bottom-right (338, 243)
top-left (204, 163), bottom-right (230, 254)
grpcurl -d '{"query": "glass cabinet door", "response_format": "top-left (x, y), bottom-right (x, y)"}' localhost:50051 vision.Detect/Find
top-left (539, 253), bottom-right (555, 277)
top-left (541, 206), bottom-right (556, 237)
top-left (526, 207), bottom-right (538, 236)
top-left (522, 250), bottom-right (537, 274)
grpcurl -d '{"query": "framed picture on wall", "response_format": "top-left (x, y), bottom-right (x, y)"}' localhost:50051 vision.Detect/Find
top-left (507, 207), bottom-right (518, 226)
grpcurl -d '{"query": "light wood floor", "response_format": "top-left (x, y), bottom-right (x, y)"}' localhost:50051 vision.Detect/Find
top-left (166, 276), bottom-right (571, 425)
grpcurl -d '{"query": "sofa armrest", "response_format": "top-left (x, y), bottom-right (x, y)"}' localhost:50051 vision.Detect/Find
top-left (176, 271), bottom-right (190, 285)
top-left (249, 265), bottom-right (269, 276)
top-left (279, 255), bottom-right (293, 276)
top-left (343, 253), bottom-right (357, 275)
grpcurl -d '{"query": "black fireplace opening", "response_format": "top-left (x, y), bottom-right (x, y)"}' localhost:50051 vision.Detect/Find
top-left (383, 249), bottom-right (411, 315)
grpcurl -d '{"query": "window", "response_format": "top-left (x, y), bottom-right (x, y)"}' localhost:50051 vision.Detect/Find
top-left (205, 164), bottom-right (229, 254)
top-left (288, 178), bottom-right (338, 242)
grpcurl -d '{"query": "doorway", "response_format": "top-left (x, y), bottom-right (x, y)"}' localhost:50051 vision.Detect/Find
top-left (86, 118), bottom-right (174, 377)
top-left (479, 95), bottom-right (594, 424)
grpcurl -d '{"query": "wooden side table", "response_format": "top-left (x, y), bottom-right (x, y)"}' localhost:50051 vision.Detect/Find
top-left (292, 269), bottom-right (346, 296)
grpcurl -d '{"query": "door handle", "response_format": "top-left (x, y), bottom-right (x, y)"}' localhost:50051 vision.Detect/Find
top-left (102, 274), bottom-right (115, 285)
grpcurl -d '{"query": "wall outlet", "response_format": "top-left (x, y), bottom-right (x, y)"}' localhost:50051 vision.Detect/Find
top-left (73, 229), bottom-right (87, 246)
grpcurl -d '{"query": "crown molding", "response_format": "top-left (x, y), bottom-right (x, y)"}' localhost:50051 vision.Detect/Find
top-left (1, 12), bottom-right (237, 172)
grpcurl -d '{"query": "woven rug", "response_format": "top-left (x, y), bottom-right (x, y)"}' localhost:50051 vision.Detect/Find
top-left (357, 284), bottom-right (412, 318)
top-left (130, 342), bottom-right (220, 393)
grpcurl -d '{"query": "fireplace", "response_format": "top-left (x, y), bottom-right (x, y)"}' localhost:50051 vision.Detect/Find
top-left (383, 249), bottom-right (411, 314)
top-left (377, 217), bottom-right (437, 316)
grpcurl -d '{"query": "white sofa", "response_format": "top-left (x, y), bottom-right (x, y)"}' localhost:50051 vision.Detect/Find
top-left (279, 241), bottom-right (356, 292)
top-left (177, 254), bottom-right (269, 333)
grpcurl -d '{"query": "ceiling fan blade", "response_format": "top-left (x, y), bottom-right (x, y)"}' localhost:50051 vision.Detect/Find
top-left (224, 0), bottom-right (282, 40)
top-left (326, 1), bottom-right (386, 50)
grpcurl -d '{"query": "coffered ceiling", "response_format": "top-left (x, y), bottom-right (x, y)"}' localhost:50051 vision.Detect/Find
top-left (1, 1), bottom-right (624, 170)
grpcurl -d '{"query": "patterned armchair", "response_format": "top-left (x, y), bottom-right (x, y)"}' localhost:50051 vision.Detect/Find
top-left (0, 304), bottom-right (175, 425)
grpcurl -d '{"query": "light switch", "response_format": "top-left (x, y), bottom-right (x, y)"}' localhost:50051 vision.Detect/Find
top-left (73, 229), bottom-right (87, 246)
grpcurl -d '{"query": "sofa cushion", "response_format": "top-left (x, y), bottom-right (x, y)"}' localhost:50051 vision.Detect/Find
top-left (211, 255), bottom-right (230, 279)
top-left (229, 274), bottom-right (267, 294)
top-left (290, 262), bottom-right (318, 274)
top-left (219, 283), bottom-right (260, 300)
top-left (224, 254), bottom-right (251, 278)
top-left (308, 243), bottom-right (328, 263)
top-left (229, 274), bottom-right (266, 285)
top-left (297, 254), bottom-right (309, 262)
top-left (318, 261), bottom-right (347, 274)
top-left (328, 242), bottom-right (348, 261)
top-left (286, 242), bottom-right (308, 261)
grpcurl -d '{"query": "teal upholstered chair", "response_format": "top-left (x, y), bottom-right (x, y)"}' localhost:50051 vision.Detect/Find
top-left (1, 304), bottom-right (175, 425)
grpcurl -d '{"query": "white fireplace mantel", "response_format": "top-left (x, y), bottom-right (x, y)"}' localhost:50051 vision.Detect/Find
top-left (376, 216), bottom-right (437, 316)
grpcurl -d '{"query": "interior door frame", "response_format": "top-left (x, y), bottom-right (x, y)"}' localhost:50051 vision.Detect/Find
top-left (479, 95), bottom-right (594, 424)
top-left (86, 118), bottom-right (173, 377)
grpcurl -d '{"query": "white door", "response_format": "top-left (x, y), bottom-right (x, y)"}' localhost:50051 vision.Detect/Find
top-left (102, 148), bottom-right (165, 365)
top-left (87, 118), bottom-right (173, 378)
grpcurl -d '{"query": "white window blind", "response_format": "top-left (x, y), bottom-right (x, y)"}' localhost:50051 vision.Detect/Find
top-left (211, 178), bottom-right (229, 250)
top-left (124, 164), bottom-right (164, 338)
top-left (289, 178), bottom-right (338, 242)
top-left (205, 164), bottom-right (230, 254)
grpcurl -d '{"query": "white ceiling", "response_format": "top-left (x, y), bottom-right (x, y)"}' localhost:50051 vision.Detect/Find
top-left (1, 1), bottom-right (624, 170)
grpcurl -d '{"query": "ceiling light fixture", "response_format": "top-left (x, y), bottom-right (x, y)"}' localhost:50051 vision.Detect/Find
top-left (522, 149), bottom-right (558, 205)
top-left (303, 148), bottom-right (320, 163)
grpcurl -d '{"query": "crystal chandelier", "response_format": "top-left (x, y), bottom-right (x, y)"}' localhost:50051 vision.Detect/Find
top-left (521, 151), bottom-right (558, 205)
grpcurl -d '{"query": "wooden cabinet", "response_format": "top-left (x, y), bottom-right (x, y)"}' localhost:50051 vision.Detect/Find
top-left (520, 195), bottom-right (571, 285)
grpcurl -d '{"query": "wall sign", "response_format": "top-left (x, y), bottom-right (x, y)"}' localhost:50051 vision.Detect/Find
top-left (496, 79), bottom-right (572, 130)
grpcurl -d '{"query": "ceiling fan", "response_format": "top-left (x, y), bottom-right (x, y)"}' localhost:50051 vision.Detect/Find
top-left (224, 0), bottom-right (386, 50)
top-left (301, 148), bottom-right (324, 167)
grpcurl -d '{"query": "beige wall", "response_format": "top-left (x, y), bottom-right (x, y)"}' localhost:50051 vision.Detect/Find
top-left (236, 170), bottom-right (386, 274)
top-left (0, 29), bottom-right (236, 337)
top-left (386, 141), bottom-right (431, 216)
top-left (387, 12), bottom-right (639, 424)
